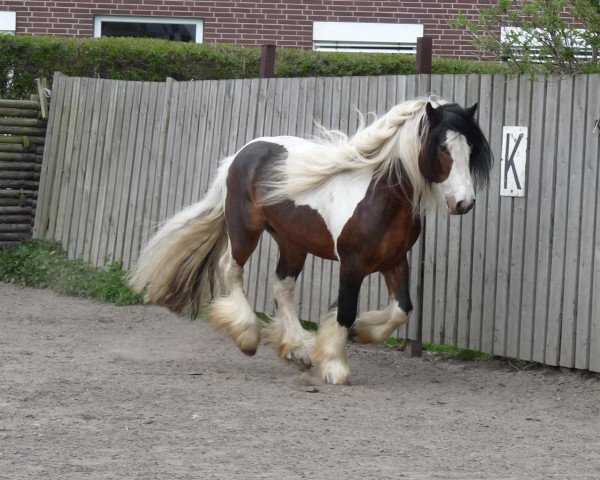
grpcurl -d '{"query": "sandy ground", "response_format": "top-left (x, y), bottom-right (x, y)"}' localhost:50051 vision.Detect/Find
top-left (1, 282), bottom-right (600, 479)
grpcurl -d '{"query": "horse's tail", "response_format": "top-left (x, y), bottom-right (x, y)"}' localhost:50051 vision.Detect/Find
top-left (129, 157), bottom-right (233, 315)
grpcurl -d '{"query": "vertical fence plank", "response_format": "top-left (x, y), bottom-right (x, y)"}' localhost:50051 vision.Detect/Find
top-left (121, 82), bottom-right (151, 268)
top-left (140, 82), bottom-right (168, 248)
top-left (67, 77), bottom-right (94, 259)
top-left (481, 75), bottom-right (506, 354)
top-left (590, 75), bottom-right (600, 372)
top-left (452, 74), bottom-right (472, 349)
top-left (34, 73), bottom-right (63, 239)
top-left (519, 78), bottom-right (545, 361)
top-left (46, 75), bottom-right (74, 241)
top-left (493, 75), bottom-right (518, 356)
top-left (468, 74), bottom-right (491, 352)
top-left (100, 80), bottom-right (128, 265)
top-left (546, 76), bottom-right (575, 366)
top-left (107, 80), bottom-right (141, 266)
top-left (494, 75), bottom-right (518, 357)
top-left (576, 75), bottom-right (600, 370)
top-left (559, 75), bottom-right (587, 368)
top-left (457, 74), bottom-right (480, 349)
top-left (90, 80), bottom-right (121, 266)
top-left (55, 77), bottom-right (83, 250)
top-left (442, 74), bottom-right (463, 346)
top-left (130, 82), bottom-right (161, 266)
top-left (532, 78), bottom-right (560, 364)
top-left (505, 76), bottom-right (531, 360)
top-left (81, 80), bottom-right (112, 263)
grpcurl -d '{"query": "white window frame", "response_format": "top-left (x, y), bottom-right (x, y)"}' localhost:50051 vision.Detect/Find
top-left (313, 22), bottom-right (423, 54)
top-left (94, 15), bottom-right (203, 43)
top-left (501, 26), bottom-right (592, 61)
top-left (0, 11), bottom-right (16, 34)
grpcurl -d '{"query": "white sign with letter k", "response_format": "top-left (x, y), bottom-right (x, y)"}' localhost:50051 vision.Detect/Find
top-left (500, 126), bottom-right (528, 197)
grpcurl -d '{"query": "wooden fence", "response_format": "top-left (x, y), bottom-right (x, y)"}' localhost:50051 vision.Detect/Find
top-left (34, 73), bottom-right (600, 373)
top-left (0, 96), bottom-right (47, 247)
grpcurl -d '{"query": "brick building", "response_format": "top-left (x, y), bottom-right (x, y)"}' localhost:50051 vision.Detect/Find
top-left (0, 1), bottom-right (494, 59)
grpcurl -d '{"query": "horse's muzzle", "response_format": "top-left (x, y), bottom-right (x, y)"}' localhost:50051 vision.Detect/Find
top-left (447, 197), bottom-right (475, 215)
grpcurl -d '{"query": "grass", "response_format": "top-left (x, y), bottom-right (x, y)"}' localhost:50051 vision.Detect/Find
top-left (0, 240), bottom-right (143, 306)
top-left (1, 239), bottom-right (494, 361)
top-left (423, 343), bottom-right (494, 361)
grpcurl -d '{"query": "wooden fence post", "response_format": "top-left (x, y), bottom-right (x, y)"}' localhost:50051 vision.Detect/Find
top-left (416, 36), bottom-right (433, 75)
top-left (259, 44), bottom-right (276, 78)
top-left (406, 36), bottom-right (433, 358)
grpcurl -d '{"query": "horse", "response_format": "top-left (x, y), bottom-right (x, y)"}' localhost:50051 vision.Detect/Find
top-left (130, 97), bottom-right (492, 385)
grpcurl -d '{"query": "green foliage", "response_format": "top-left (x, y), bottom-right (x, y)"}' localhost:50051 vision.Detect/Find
top-left (0, 35), bottom-right (261, 98)
top-left (423, 343), bottom-right (494, 361)
top-left (275, 48), bottom-right (417, 77)
top-left (1, 34), bottom-right (536, 99)
top-left (453, 0), bottom-right (600, 74)
top-left (0, 240), bottom-right (143, 305)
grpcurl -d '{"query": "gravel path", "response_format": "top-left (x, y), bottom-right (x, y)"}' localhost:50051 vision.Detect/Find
top-left (1, 282), bottom-right (599, 479)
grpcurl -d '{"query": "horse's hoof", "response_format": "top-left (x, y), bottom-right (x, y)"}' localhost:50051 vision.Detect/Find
top-left (242, 348), bottom-right (257, 357)
top-left (318, 360), bottom-right (351, 385)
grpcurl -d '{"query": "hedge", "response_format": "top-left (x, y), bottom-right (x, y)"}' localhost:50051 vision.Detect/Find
top-left (0, 34), bottom-right (519, 99)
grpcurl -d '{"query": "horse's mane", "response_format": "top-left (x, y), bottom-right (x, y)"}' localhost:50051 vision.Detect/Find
top-left (260, 97), bottom-right (443, 211)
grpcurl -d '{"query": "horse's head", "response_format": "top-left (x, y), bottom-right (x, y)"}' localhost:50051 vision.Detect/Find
top-left (420, 102), bottom-right (492, 215)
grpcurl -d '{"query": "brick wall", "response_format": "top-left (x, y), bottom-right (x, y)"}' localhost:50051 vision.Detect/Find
top-left (0, 0), bottom-right (496, 59)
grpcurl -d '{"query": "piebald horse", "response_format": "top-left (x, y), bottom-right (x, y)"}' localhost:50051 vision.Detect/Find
top-left (130, 98), bottom-right (492, 385)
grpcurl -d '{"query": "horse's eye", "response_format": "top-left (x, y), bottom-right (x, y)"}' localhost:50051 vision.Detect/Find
top-left (440, 145), bottom-right (449, 154)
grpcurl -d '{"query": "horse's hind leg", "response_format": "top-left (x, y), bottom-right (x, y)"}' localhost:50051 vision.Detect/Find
top-left (209, 209), bottom-right (264, 356)
top-left (263, 242), bottom-right (314, 368)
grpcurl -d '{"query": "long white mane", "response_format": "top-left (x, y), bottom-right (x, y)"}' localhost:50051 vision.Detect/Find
top-left (261, 97), bottom-right (445, 211)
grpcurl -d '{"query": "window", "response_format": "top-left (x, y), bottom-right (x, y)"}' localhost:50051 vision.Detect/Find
top-left (94, 16), bottom-right (203, 43)
top-left (313, 22), bottom-right (423, 54)
top-left (501, 26), bottom-right (592, 61)
top-left (0, 11), bottom-right (16, 34)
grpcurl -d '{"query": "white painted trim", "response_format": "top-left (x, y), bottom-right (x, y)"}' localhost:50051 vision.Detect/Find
top-left (313, 22), bottom-right (423, 53)
top-left (0, 11), bottom-right (16, 34)
top-left (93, 15), bottom-right (203, 43)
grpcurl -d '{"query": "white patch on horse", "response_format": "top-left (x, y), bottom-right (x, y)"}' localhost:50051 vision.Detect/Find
top-left (352, 300), bottom-right (408, 344)
top-left (291, 171), bottom-right (371, 259)
top-left (436, 130), bottom-right (475, 211)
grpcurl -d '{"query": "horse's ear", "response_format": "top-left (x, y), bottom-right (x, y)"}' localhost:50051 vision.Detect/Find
top-left (466, 103), bottom-right (478, 117)
top-left (426, 102), bottom-right (442, 126)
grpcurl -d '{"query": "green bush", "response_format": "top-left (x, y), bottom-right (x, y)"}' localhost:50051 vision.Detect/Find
top-left (0, 240), bottom-right (143, 305)
top-left (0, 35), bottom-right (526, 99)
top-left (0, 35), bottom-right (261, 98)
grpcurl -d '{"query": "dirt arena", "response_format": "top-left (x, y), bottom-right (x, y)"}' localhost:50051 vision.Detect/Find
top-left (1, 282), bottom-right (599, 479)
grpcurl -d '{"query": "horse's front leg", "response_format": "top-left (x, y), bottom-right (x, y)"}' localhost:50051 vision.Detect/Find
top-left (263, 243), bottom-right (314, 369)
top-left (312, 266), bottom-right (364, 385)
top-left (349, 256), bottom-right (412, 344)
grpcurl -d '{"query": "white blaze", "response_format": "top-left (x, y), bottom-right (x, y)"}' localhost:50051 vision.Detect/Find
top-left (435, 130), bottom-right (475, 208)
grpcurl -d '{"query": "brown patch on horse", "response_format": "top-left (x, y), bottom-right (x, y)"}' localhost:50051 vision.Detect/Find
top-left (337, 179), bottom-right (421, 276)
top-left (263, 202), bottom-right (337, 261)
top-left (226, 140), bottom-right (337, 264)
top-left (418, 144), bottom-right (453, 184)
